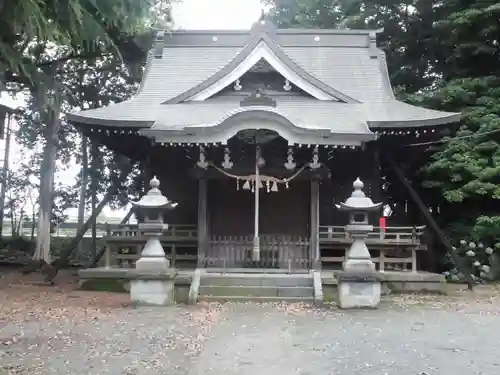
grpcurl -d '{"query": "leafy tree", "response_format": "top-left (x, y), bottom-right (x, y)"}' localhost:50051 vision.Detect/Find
top-left (265, 0), bottom-right (437, 93)
top-left (4, 1), bottom-right (173, 265)
top-left (416, 2), bottom-right (500, 240)
top-left (1, 0), bottom-right (160, 87)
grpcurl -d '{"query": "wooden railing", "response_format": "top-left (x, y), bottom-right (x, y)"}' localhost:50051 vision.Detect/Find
top-left (319, 225), bottom-right (426, 272)
top-left (104, 223), bottom-right (197, 241)
top-left (99, 223), bottom-right (426, 272)
top-left (319, 225), bottom-right (425, 245)
top-left (203, 235), bottom-right (310, 272)
top-left (102, 224), bottom-right (197, 268)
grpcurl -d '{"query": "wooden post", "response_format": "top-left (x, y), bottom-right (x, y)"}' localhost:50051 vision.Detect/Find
top-left (310, 180), bottom-right (320, 269)
top-left (90, 142), bottom-right (98, 262)
top-left (197, 179), bottom-right (208, 268)
top-left (385, 155), bottom-right (475, 290)
top-left (411, 248), bottom-right (417, 273)
top-left (379, 250), bottom-right (385, 272)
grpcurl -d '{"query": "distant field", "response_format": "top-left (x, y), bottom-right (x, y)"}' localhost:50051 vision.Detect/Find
top-left (2, 220), bottom-right (127, 238)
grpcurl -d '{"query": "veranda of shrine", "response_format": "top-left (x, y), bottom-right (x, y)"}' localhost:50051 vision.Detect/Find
top-left (69, 21), bottom-right (461, 283)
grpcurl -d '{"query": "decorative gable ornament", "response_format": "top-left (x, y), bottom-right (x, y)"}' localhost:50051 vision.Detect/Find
top-left (185, 38), bottom-right (346, 102)
top-left (240, 89), bottom-right (277, 108)
top-left (283, 79), bottom-right (292, 91)
top-left (234, 79), bottom-right (242, 91)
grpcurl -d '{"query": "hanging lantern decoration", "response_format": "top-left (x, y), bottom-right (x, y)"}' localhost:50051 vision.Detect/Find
top-left (242, 180), bottom-right (251, 190)
top-left (284, 147), bottom-right (296, 170)
top-left (309, 145), bottom-right (321, 169)
top-left (265, 180), bottom-right (271, 193)
top-left (271, 181), bottom-right (278, 192)
top-left (222, 147), bottom-right (234, 169)
top-left (196, 145), bottom-right (208, 169)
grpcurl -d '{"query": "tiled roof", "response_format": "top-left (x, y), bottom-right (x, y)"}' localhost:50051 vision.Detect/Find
top-left (67, 24), bottom-right (460, 133)
top-left (69, 96), bottom-right (459, 129)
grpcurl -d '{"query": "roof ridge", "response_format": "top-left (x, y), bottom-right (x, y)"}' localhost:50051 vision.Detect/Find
top-left (156, 28), bottom-right (383, 36)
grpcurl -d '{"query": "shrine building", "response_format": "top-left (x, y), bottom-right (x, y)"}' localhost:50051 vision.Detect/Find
top-left (68, 21), bottom-right (460, 273)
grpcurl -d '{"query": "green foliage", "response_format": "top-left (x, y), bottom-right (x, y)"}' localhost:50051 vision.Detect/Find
top-left (267, 0), bottom-right (500, 260)
top-left (266, 0), bottom-right (437, 93)
top-left (422, 77), bottom-right (500, 208)
top-left (418, 1), bottom-right (500, 240)
top-left (0, 0), bottom-right (163, 86)
top-left (444, 240), bottom-right (498, 282)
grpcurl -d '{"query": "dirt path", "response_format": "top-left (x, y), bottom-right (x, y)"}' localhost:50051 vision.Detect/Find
top-left (1, 270), bottom-right (500, 375)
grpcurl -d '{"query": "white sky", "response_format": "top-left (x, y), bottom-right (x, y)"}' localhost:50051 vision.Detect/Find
top-left (172, 0), bottom-right (264, 29)
top-left (0, 0), bottom-right (265, 220)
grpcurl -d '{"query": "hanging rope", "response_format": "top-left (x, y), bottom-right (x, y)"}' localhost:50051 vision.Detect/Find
top-left (208, 162), bottom-right (307, 185)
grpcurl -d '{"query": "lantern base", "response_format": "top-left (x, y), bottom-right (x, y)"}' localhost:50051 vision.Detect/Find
top-left (336, 271), bottom-right (381, 309)
top-left (344, 238), bottom-right (375, 272)
top-left (130, 278), bottom-right (176, 306)
top-left (130, 257), bottom-right (176, 306)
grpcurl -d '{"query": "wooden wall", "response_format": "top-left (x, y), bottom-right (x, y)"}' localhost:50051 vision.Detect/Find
top-left (208, 179), bottom-right (310, 236)
top-left (148, 143), bottom-right (383, 230)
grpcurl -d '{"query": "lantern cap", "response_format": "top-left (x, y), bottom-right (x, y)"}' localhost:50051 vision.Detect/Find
top-left (131, 176), bottom-right (178, 209)
top-left (339, 178), bottom-right (382, 211)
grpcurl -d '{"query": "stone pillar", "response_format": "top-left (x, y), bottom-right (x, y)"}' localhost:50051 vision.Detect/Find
top-left (129, 176), bottom-right (178, 306)
top-left (337, 178), bottom-right (382, 309)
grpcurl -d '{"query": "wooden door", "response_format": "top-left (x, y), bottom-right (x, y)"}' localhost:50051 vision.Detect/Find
top-left (259, 180), bottom-right (309, 236)
top-left (208, 179), bottom-right (254, 236)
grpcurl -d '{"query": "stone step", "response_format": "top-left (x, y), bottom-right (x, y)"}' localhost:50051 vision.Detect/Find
top-left (200, 273), bottom-right (313, 287)
top-left (199, 285), bottom-right (314, 298)
top-left (199, 295), bottom-right (315, 303)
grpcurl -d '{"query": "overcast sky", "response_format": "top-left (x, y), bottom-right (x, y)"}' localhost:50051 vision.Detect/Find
top-left (173, 0), bottom-right (264, 29)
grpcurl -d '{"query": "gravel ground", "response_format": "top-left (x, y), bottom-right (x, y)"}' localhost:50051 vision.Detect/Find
top-left (2, 270), bottom-right (500, 375)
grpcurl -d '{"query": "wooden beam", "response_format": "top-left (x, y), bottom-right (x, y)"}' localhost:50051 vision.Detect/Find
top-left (385, 155), bottom-right (475, 290)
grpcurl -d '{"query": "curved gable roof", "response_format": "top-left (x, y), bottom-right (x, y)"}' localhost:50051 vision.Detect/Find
top-left (162, 28), bottom-right (359, 104)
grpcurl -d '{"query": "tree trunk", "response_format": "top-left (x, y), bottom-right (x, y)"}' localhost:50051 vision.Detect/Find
top-left (46, 162), bottom-right (134, 281)
top-left (30, 210), bottom-right (36, 239)
top-left (0, 115), bottom-right (12, 237)
top-left (33, 106), bottom-right (60, 264)
top-left (88, 207), bottom-right (135, 268)
top-left (77, 135), bottom-right (89, 257)
top-left (385, 154), bottom-right (475, 290)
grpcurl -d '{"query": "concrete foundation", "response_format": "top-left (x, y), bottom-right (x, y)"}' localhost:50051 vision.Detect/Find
top-left (338, 280), bottom-right (381, 308)
top-left (336, 271), bottom-right (381, 309)
top-left (78, 268), bottom-right (447, 304)
top-left (130, 278), bottom-right (175, 306)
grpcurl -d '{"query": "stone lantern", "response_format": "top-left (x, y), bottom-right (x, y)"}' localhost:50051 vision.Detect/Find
top-left (337, 178), bottom-right (383, 309)
top-left (129, 176), bottom-right (178, 306)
